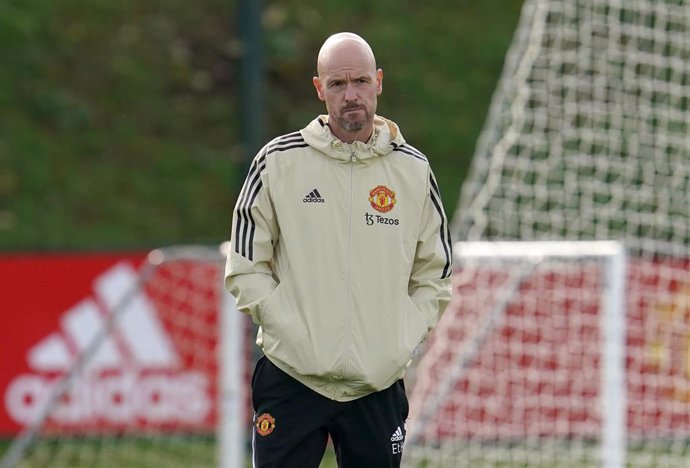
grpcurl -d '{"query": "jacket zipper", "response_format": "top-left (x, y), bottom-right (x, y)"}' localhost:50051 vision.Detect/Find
top-left (339, 150), bottom-right (357, 380)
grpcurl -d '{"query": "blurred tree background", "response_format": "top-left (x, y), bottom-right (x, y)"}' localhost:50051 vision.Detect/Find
top-left (0, 0), bottom-right (523, 251)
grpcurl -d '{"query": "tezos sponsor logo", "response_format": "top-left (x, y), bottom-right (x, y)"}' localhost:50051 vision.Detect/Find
top-left (365, 212), bottom-right (399, 226)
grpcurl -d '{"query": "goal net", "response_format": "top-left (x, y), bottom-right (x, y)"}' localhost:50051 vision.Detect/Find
top-left (406, 241), bottom-right (628, 467)
top-left (1, 246), bottom-right (253, 468)
top-left (405, 0), bottom-right (690, 467)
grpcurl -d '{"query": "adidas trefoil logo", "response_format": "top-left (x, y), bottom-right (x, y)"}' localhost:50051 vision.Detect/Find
top-left (390, 426), bottom-right (404, 442)
top-left (303, 188), bottom-right (325, 203)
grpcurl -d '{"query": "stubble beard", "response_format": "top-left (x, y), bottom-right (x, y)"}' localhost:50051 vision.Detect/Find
top-left (333, 105), bottom-right (375, 133)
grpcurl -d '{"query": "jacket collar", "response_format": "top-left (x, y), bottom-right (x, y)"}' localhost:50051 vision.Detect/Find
top-left (300, 114), bottom-right (406, 162)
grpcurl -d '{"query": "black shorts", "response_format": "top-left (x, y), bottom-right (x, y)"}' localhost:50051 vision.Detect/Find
top-left (251, 356), bottom-right (409, 468)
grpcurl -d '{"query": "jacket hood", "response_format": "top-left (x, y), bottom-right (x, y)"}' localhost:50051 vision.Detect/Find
top-left (301, 114), bottom-right (406, 162)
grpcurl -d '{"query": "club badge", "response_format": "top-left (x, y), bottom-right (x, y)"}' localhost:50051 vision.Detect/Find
top-left (369, 185), bottom-right (396, 213)
top-left (255, 412), bottom-right (276, 436)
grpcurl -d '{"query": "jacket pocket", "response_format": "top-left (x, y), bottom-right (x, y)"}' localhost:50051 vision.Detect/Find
top-left (257, 280), bottom-right (284, 329)
top-left (374, 296), bottom-right (429, 388)
top-left (402, 295), bottom-right (429, 360)
top-left (255, 282), bottom-right (283, 325)
top-left (257, 280), bottom-right (310, 369)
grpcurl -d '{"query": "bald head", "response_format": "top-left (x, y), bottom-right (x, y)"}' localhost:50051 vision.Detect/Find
top-left (316, 32), bottom-right (377, 77)
top-left (312, 32), bottom-right (383, 143)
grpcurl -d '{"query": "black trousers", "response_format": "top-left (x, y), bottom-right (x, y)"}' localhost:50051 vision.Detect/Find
top-left (251, 356), bottom-right (409, 468)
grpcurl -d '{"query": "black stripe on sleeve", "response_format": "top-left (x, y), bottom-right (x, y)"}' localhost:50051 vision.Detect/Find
top-left (266, 141), bottom-right (309, 156)
top-left (272, 131), bottom-right (303, 144)
top-left (429, 172), bottom-right (453, 279)
top-left (264, 132), bottom-right (308, 156)
top-left (391, 142), bottom-right (428, 162)
top-left (400, 144), bottom-right (428, 161)
top-left (245, 180), bottom-right (263, 260)
top-left (233, 132), bottom-right (309, 260)
top-left (234, 152), bottom-right (266, 259)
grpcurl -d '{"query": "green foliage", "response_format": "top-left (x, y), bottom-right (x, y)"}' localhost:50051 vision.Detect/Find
top-left (0, 0), bottom-right (523, 250)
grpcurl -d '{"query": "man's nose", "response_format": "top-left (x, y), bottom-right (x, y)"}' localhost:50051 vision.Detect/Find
top-left (344, 83), bottom-right (357, 101)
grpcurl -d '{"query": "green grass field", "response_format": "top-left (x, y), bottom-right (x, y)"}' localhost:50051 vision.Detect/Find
top-left (2, 437), bottom-right (687, 467)
top-left (0, 437), bottom-right (338, 468)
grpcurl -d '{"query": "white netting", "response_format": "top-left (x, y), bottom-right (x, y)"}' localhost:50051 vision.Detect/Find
top-left (405, 242), bottom-right (628, 467)
top-left (452, 0), bottom-right (690, 257)
top-left (1, 247), bottom-right (253, 468)
top-left (407, 0), bottom-right (690, 466)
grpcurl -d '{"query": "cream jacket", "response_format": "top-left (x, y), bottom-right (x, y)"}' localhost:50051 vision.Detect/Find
top-left (225, 115), bottom-right (452, 401)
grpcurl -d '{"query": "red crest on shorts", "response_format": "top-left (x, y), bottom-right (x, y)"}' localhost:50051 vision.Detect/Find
top-left (369, 185), bottom-right (396, 213)
top-left (255, 413), bottom-right (276, 436)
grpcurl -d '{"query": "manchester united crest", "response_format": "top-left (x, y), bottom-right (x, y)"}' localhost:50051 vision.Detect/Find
top-left (255, 412), bottom-right (276, 436)
top-left (369, 185), bottom-right (396, 213)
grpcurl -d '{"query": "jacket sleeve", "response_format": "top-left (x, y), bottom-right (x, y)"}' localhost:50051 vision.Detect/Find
top-left (408, 168), bottom-right (453, 331)
top-left (224, 149), bottom-right (278, 324)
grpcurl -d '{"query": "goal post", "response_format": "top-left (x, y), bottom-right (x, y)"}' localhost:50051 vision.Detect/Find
top-left (1, 245), bottom-right (251, 468)
top-left (218, 244), bottom-right (248, 468)
top-left (421, 0), bottom-right (690, 466)
top-left (405, 240), bottom-right (627, 468)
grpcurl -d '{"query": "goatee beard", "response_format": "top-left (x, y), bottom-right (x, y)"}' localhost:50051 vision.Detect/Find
top-left (334, 108), bottom-right (373, 132)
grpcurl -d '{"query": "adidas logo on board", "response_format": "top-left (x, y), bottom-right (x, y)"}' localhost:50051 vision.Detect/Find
top-left (4, 262), bottom-right (210, 427)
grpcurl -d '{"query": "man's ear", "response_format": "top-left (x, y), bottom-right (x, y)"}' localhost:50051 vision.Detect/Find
top-left (313, 76), bottom-right (326, 101)
top-left (376, 69), bottom-right (383, 95)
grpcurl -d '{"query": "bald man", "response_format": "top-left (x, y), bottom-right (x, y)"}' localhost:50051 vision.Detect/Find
top-left (226, 32), bottom-right (452, 467)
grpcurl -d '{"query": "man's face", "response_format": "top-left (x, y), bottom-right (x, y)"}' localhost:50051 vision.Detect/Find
top-left (313, 41), bottom-right (383, 135)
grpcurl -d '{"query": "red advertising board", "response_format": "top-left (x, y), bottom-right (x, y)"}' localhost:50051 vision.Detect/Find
top-left (0, 253), bottom-right (220, 436)
top-left (4, 253), bottom-right (689, 442)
